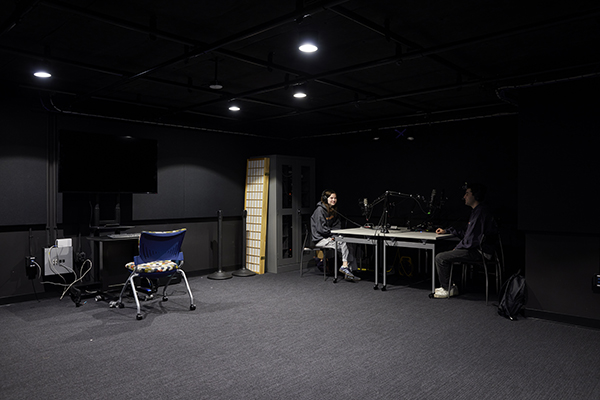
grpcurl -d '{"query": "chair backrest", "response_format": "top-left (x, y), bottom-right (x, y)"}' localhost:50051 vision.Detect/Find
top-left (480, 233), bottom-right (504, 268)
top-left (303, 223), bottom-right (321, 249)
top-left (136, 229), bottom-right (186, 264)
top-left (302, 223), bottom-right (312, 249)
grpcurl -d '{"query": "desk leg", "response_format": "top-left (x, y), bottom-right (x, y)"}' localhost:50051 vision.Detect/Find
top-left (374, 241), bottom-right (380, 290)
top-left (381, 241), bottom-right (386, 291)
top-left (334, 240), bottom-right (338, 283)
top-left (431, 247), bottom-right (436, 294)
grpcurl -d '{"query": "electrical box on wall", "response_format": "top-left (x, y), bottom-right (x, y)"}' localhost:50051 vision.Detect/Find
top-left (44, 246), bottom-right (73, 276)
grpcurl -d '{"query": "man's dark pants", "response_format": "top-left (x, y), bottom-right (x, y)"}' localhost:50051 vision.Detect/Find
top-left (435, 248), bottom-right (480, 290)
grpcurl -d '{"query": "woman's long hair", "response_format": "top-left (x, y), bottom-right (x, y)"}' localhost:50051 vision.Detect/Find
top-left (322, 189), bottom-right (337, 216)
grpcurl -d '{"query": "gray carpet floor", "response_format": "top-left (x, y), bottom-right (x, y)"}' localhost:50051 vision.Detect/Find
top-left (1, 270), bottom-right (599, 400)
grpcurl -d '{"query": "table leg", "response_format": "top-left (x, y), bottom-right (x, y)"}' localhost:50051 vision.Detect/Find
top-left (381, 240), bottom-right (386, 291)
top-left (334, 239), bottom-right (338, 283)
top-left (374, 240), bottom-right (380, 290)
top-left (431, 247), bottom-right (436, 294)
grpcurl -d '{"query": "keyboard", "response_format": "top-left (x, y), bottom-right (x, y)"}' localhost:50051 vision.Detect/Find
top-left (107, 233), bottom-right (141, 239)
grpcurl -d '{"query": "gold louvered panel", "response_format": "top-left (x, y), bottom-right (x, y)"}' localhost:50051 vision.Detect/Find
top-left (244, 158), bottom-right (270, 274)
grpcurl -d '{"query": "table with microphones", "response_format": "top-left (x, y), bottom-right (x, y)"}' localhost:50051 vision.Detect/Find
top-left (337, 189), bottom-right (452, 291)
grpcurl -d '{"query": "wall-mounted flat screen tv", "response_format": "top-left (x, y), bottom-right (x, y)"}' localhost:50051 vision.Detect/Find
top-left (58, 130), bottom-right (158, 193)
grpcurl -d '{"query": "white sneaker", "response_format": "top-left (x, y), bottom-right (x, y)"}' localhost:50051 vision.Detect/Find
top-left (433, 285), bottom-right (459, 298)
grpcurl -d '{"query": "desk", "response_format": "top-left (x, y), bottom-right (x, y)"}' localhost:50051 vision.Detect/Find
top-left (332, 227), bottom-right (453, 292)
top-left (87, 235), bottom-right (139, 291)
top-left (381, 230), bottom-right (452, 292)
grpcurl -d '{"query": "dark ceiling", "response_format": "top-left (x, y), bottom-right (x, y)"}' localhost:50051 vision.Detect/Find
top-left (2, 0), bottom-right (600, 139)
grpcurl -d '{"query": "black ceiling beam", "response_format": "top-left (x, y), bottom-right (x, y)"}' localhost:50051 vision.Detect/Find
top-left (172, 6), bottom-right (600, 120)
top-left (39, 0), bottom-right (351, 104)
top-left (36, 0), bottom-right (416, 113)
top-left (326, 5), bottom-right (479, 80)
top-left (0, 44), bottom-right (230, 95)
top-left (16, 1), bottom-right (600, 127)
top-left (166, 54), bottom-right (405, 116)
top-left (0, 0), bottom-right (41, 37)
top-left (260, 58), bottom-right (600, 127)
top-left (213, 48), bottom-right (421, 111)
top-left (396, 7), bottom-right (600, 62)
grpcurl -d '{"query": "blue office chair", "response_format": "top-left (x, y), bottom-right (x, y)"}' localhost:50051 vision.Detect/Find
top-left (111, 229), bottom-right (196, 320)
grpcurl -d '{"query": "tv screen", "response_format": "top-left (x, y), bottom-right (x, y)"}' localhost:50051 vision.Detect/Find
top-left (58, 130), bottom-right (158, 193)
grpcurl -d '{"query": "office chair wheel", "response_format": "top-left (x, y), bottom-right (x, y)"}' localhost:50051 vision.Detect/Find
top-left (118, 302), bottom-right (124, 308)
top-left (136, 313), bottom-right (143, 320)
top-left (163, 296), bottom-right (169, 301)
top-left (190, 304), bottom-right (196, 311)
top-left (333, 277), bottom-right (338, 283)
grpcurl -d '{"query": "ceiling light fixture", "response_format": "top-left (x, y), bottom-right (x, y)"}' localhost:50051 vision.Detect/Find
top-left (210, 81), bottom-right (223, 90)
top-left (228, 100), bottom-right (240, 111)
top-left (209, 58), bottom-right (223, 90)
top-left (299, 42), bottom-right (317, 53)
top-left (293, 91), bottom-right (307, 98)
top-left (34, 71), bottom-right (51, 78)
top-left (298, 30), bottom-right (318, 53)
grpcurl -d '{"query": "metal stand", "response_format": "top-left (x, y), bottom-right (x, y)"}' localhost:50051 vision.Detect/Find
top-left (232, 210), bottom-right (256, 277)
top-left (208, 210), bottom-right (232, 280)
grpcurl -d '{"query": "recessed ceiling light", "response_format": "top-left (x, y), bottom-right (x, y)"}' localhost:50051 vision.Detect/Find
top-left (293, 92), bottom-right (307, 98)
top-left (34, 71), bottom-right (51, 78)
top-left (229, 105), bottom-right (240, 111)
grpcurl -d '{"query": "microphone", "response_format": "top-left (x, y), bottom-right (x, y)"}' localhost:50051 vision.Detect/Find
top-left (360, 198), bottom-right (369, 217)
top-left (429, 189), bottom-right (436, 213)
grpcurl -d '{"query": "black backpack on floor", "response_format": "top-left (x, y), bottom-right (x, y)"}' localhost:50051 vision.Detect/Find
top-left (498, 271), bottom-right (527, 320)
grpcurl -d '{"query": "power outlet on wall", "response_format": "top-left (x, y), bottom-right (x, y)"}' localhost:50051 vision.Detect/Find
top-left (44, 246), bottom-right (73, 276)
top-left (26, 256), bottom-right (37, 280)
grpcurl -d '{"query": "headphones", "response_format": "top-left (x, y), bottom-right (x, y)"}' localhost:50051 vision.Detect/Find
top-left (321, 189), bottom-right (334, 203)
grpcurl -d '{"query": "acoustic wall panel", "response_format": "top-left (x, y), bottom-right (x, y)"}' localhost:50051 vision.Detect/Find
top-left (244, 158), bottom-right (270, 274)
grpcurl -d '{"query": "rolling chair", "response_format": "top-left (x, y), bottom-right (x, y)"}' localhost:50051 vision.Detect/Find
top-left (448, 233), bottom-right (504, 305)
top-left (111, 229), bottom-right (196, 320)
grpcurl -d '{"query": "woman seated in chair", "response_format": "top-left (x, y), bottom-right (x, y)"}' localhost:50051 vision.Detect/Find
top-left (310, 189), bottom-right (360, 281)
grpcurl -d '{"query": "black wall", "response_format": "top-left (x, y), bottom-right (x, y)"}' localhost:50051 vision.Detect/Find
top-left (519, 79), bottom-right (600, 234)
top-left (313, 118), bottom-right (520, 249)
top-left (517, 78), bottom-right (600, 324)
top-left (2, 79), bottom-right (598, 327)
